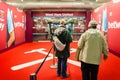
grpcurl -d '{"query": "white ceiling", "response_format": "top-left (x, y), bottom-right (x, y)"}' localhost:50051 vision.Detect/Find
top-left (4, 0), bottom-right (111, 12)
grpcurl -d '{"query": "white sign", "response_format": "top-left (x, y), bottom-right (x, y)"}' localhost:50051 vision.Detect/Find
top-left (45, 13), bottom-right (73, 17)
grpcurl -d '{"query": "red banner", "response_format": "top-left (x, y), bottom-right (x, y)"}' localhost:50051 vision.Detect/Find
top-left (91, 1), bottom-right (120, 54)
top-left (33, 12), bottom-right (85, 17)
top-left (0, 2), bottom-right (26, 51)
top-left (107, 1), bottom-right (120, 53)
top-left (0, 2), bottom-right (7, 50)
top-left (12, 8), bottom-right (26, 45)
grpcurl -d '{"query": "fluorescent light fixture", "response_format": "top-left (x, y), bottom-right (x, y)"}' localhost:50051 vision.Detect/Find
top-left (61, 0), bottom-right (76, 1)
top-left (112, 0), bottom-right (120, 3)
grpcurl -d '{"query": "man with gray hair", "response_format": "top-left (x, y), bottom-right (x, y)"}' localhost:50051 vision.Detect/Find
top-left (75, 20), bottom-right (108, 80)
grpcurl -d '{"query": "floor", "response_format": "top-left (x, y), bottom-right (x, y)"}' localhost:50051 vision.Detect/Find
top-left (0, 41), bottom-right (120, 80)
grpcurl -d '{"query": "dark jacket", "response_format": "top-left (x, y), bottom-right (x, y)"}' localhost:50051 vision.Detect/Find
top-left (54, 27), bottom-right (72, 58)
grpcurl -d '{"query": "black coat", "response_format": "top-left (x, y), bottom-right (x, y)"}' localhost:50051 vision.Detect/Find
top-left (55, 28), bottom-right (72, 58)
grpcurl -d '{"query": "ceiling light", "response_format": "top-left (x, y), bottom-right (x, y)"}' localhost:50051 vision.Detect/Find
top-left (61, 0), bottom-right (76, 1)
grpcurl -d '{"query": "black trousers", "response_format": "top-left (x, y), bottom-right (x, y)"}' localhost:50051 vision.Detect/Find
top-left (81, 61), bottom-right (99, 80)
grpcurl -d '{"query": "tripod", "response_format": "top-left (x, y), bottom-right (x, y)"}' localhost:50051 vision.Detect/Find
top-left (48, 22), bottom-right (57, 68)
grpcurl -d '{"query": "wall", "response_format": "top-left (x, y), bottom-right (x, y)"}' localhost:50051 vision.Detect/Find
top-left (0, 1), bottom-right (26, 52)
top-left (91, 1), bottom-right (120, 55)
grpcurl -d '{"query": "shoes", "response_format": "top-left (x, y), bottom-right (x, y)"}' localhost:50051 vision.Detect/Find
top-left (61, 74), bottom-right (70, 79)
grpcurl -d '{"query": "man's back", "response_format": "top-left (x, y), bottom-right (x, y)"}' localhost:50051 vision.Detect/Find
top-left (78, 21), bottom-right (108, 65)
top-left (76, 20), bottom-right (109, 80)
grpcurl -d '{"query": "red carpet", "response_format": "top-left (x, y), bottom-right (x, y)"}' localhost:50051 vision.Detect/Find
top-left (0, 41), bottom-right (120, 80)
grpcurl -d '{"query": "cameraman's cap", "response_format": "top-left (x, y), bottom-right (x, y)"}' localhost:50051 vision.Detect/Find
top-left (88, 20), bottom-right (98, 28)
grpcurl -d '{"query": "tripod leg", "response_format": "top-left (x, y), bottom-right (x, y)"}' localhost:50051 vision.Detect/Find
top-left (30, 73), bottom-right (36, 80)
top-left (50, 44), bottom-right (57, 68)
